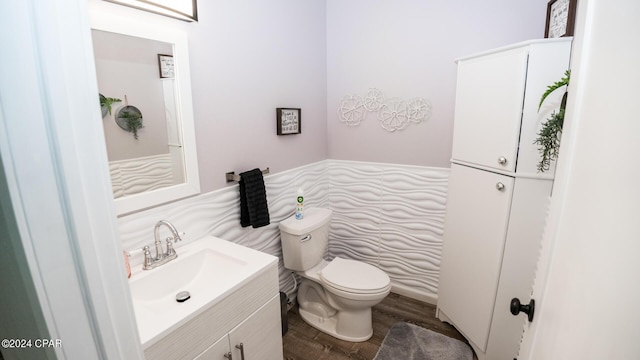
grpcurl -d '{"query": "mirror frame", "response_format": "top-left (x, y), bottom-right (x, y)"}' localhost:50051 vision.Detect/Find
top-left (103, 0), bottom-right (198, 22)
top-left (90, 11), bottom-right (200, 215)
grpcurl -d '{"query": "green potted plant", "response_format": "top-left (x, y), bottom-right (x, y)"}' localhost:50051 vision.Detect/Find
top-left (115, 106), bottom-right (144, 140)
top-left (99, 93), bottom-right (121, 117)
top-left (535, 70), bottom-right (570, 172)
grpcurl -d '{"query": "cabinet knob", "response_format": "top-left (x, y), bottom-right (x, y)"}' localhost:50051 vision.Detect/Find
top-left (510, 298), bottom-right (535, 322)
top-left (223, 352), bottom-right (233, 360)
top-left (496, 182), bottom-right (505, 191)
top-left (498, 156), bottom-right (508, 166)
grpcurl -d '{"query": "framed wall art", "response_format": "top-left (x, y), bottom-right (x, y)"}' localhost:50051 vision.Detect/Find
top-left (544, 0), bottom-right (577, 38)
top-left (276, 108), bottom-right (301, 135)
top-left (158, 54), bottom-right (175, 78)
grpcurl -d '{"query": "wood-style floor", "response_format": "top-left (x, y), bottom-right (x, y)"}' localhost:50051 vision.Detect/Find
top-left (282, 292), bottom-right (474, 360)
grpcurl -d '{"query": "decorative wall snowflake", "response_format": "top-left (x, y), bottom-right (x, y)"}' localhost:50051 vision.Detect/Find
top-left (377, 98), bottom-right (409, 132)
top-left (337, 89), bottom-right (432, 132)
top-left (337, 94), bottom-right (366, 126)
top-left (406, 97), bottom-right (432, 123)
top-left (363, 88), bottom-right (385, 111)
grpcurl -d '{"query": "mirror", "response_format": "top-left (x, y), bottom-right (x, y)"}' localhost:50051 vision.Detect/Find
top-left (91, 14), bottom-right (200, 215)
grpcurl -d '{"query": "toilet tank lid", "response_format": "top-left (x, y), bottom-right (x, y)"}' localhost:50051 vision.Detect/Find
top-left (279, 207), bottom-right (332, 235)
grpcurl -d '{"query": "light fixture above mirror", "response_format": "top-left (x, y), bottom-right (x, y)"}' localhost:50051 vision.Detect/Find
top-left (103, 0), bottom-right (198, 22)
top-left (90, 9), bottom-right (200, 215)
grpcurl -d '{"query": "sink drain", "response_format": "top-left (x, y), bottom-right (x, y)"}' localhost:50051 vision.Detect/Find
top-left (176, 291), bottom-right (191, 303)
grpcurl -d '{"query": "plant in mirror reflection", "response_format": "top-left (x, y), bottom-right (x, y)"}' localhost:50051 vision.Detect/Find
top-left (99, 93), bottom-right (121, 117)
top-left (118, 109), bottom-right (144, 140)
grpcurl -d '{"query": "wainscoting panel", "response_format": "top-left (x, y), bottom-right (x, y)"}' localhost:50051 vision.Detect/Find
top-left (379, 166), bottom-right (449, 301)
top-left (326, 160), bottom-right (449, 303)
top-left (118, 160), bottom-right (329, 295)
top-left (328, 162), bottom-right (385, 266)
top-left (109, 153), bottom-right (175, 198)
top-left (117, 159), bottom-right (448, 303)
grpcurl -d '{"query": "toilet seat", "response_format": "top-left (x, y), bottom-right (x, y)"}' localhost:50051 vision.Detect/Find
top-left (319, 257), bottom-right (391, 296)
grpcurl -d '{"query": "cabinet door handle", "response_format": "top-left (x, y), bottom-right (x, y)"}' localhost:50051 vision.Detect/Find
top-left (496, 182), bottom-right (505, 191)
top-left (235, 343), bottom-right (245, 360)
top-left (223, 352), bottom-right (232, 360)
top-left (498, 156), bottom-right (508, 166)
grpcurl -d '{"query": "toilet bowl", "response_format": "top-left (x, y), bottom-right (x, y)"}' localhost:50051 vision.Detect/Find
top-left (279, 208), bottom-right (391, 342)
top-left (297, 257), bottom-right (391, 341)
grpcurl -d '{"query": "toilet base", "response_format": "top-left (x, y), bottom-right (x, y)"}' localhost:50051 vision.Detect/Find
top-left (298, 307), bottom-right (373, 342)
top-left (297, 279), bottom-right (376, 342)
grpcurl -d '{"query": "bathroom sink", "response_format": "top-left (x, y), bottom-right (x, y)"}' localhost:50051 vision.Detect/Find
top-left (128, 235), bottom-right (278, 347)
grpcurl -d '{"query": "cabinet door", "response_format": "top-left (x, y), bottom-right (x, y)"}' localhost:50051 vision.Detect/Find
top-left (194, 334), bottom-right (231, 360)
top-left (228, 295), bottom-right (283, 360)
top-left (485, 178), bottom-right (552, 359)
top-left (437, 164), bottom-right (514, 352)
top-left (451, 47), bottom-right (529, 172)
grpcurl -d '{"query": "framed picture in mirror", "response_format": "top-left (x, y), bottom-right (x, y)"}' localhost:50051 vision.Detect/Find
top-left (158, 54), bottom-right (174, 78)
top-left (544, 0), bottom-right (577, 38)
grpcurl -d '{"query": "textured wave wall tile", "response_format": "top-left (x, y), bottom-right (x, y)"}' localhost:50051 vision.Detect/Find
top-left (117, 159), bottom-right (448, 302)
top-left (327, 162), bottom-right (385, 265)
top-left (380, 166), bottom-right (448, 301)
top-left (118, 161), bottom-right (329, 295)
top-left (326, 160), bottom-right (449, 302)
top-left (110, 154), bottom-right (174, 198)
top-left (109, 163), bottom-right (125, 199)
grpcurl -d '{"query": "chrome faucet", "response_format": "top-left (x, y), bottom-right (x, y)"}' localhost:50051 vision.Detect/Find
top-left (142, 220), bottom-right (183, 270)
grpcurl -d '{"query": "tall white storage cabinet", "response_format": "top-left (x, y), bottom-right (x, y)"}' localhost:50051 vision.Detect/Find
top-left (436, 38), bottom-right (572, 360)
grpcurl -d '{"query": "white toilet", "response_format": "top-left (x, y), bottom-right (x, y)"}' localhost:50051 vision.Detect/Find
top-left (279, 207), bottom-right (391, 342)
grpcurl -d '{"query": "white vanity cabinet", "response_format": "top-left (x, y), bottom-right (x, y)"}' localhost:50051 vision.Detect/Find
top-left (437, 39), bottom-right (571, 360)
top-left (143, 261), bottom-right (283, 360)
top-left (196, 295), bottom-right (282, 360)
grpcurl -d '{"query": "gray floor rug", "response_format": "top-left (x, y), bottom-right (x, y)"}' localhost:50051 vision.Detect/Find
top-left (373, 322), bottom-right (473, 360)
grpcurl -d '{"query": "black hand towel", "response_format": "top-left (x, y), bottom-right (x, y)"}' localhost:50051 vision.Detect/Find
top-left (238, 168), bottom-right (270, 228)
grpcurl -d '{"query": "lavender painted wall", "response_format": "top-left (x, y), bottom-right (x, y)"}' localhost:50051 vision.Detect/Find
top-left (188, 1), bottom-right (328, 192)
top-left (89, 0), bottom-right (328, 194)
top-left (327, 0), bottom-right (548, 168)
top-left (90, 0), bottom-right (546, 195)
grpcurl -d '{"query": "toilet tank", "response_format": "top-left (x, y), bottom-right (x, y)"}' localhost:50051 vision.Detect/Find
top-left (279, 207), bottom-right (332, 271)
